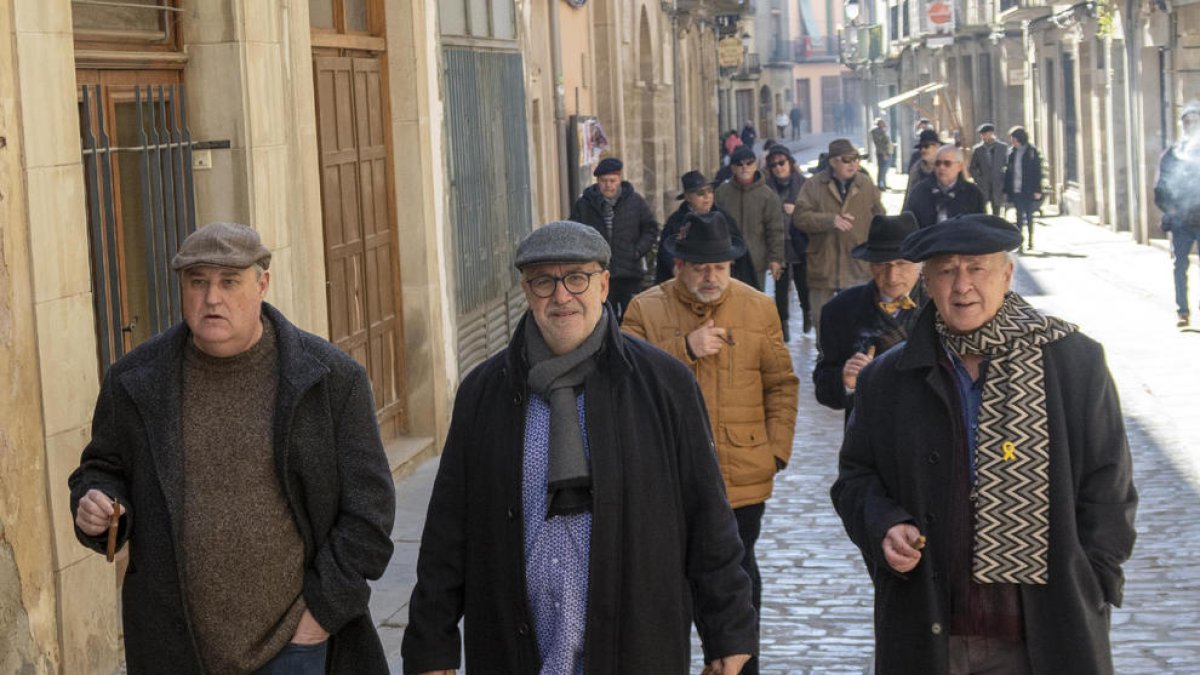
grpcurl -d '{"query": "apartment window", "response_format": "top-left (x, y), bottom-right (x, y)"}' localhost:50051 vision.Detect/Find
top-left (439, 0), bottom-right (516, 39)
top-left (72, 0), bottom-right (181, 56)
top-left (309, 0), bottom-right (383, 35)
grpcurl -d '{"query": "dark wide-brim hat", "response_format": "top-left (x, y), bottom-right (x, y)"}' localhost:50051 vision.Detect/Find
top-left (827, 138), bottom-right (866, 159)
top-left (676, 170), bottom-right (718, 199)
top-left (851, 213), bottom-right (920, 262)
top-left (172, 222), bottom-right (272, 271)
top-left (664, 211), bottom-right (747, 264)
top-left (900, 214), bottom-right (1023, 262)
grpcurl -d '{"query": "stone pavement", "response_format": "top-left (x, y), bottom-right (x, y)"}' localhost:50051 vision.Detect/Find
top-left (371, 163), bottom-right (1200, 672)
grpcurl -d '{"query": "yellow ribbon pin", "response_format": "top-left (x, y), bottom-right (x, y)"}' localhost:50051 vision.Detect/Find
top-left (1001, 441), bottom-right (1016, 461)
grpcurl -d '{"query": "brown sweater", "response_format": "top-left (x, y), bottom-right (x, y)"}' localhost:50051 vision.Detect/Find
top-left (181, 319), bottom-right (307, 673)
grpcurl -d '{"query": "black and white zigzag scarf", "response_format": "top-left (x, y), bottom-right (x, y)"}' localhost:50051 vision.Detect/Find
top-left (936, 292), bottom-right (1076, 584)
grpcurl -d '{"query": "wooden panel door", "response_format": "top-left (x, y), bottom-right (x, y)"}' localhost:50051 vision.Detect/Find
top-left (315, 55), bottom-right (407, 437)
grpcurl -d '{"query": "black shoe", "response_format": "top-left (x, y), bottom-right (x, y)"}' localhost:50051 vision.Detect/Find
top-left (802, 312), bottom-right (813, 335)
top-left (1179, 313), bottom-right (1191, 328)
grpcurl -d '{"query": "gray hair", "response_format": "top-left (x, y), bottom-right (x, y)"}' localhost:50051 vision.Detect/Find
top-left (936, 145), bottom-right (963, 163)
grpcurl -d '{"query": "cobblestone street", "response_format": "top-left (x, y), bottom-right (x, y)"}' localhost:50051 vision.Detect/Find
top-left (374, 161), bottom-right (1200, 672)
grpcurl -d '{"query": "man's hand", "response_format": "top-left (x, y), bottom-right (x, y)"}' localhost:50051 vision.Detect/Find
top-left (769, 261), bottom-right (783, 281)
top-left (76, 489), bottom-right (125, 537)
top-left (702, 653), bottom-right (752, 675)
top-left (841, 350), bottom-right (875, 391)
top-left (783, 202), bottom-right (795, 216)
top-left (290, 609), bottom-right (330, 645)
top-left (687, 320), bottom-right (731, 359)
top-left (833, 213), bottom-right (855, 232)
top-left (883, 523), bottom-right (924, 573)
top-left (1033, 192), bottom-right (1043, 201)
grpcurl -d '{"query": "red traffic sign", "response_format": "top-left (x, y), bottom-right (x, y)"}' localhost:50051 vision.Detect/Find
top-left (928, 1), bottom-right (951, 24)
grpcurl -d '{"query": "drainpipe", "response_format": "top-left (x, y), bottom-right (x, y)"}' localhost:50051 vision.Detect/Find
top-left (1123, 0), bottom-right (1146, 243)
top-left (671, 1), bottom-right (685, 177)
top-left (549, 0), bottom-right (572, 217)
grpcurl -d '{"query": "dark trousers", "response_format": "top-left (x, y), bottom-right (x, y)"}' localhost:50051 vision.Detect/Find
top-left (773, 261), bottom-right (811, 337)
top-left (1012, 194), bottom-right (1037, 249)
top-left (252, 642), bottom-right (328, 675)
top-left (734, 502), bottom-right (765, 675)
top-left (608, 277), bottom-right (643, 322)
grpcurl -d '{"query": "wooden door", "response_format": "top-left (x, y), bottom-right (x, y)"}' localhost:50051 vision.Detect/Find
top-left (314, 55), bottom-right (408, 438)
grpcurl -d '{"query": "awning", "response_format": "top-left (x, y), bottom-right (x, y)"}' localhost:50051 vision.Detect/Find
top-left (878, 82), bottom-right (947, 110)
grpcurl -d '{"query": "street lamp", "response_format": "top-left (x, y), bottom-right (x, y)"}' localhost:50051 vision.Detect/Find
top-left (845, 0), bottom-right (860, 23)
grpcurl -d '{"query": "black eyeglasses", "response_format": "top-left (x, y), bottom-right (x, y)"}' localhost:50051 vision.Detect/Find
top-left (768, 160), bottom-right (789, 168)
top-left (934, 159), bottom-right (957, 167)
top-left (524, 271), bottom-right (603, 298)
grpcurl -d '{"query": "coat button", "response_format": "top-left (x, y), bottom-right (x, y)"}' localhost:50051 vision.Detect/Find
top-left (506, 507), bottom-right (516, 520)
top-left (924, 513), bottom-right (936, 524)
top-left (927, 452), bottom-right (940, 464)
top-left (931, 622), bottom-right (943, 635)
top-left (517, 622), bottom-right (530, 635)
top-left (513, 391), bottom-right (523, 405)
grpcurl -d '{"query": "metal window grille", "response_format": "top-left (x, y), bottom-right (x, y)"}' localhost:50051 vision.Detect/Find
top-left (80, 83), bottom-right (197, 370)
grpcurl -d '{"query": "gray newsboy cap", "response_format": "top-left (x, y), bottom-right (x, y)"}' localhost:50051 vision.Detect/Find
top-left (514, 220), bottom-right (611, 270)
top-left (171, 222), bottom-right (272, 271)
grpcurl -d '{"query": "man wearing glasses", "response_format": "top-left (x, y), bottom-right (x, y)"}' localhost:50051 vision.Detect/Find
top-left (715, 145), bottom-right (786, 292)
top-left (794, 139), bottom-right (885, 334)
top-left (403, 221), bottom-right (757, 675)
top-left (903, 145), bottom-right (985, 228)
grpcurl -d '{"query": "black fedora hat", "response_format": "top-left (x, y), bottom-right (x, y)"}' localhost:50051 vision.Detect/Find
top-left (675, 170), bottom-right (718, 199)
top-left (852, 213), bottom-right (920, 262)
top-left (664, 211), bottom-right (747, 264)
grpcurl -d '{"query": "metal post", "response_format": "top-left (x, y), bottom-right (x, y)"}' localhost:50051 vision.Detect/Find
top-left (548, 0), bottom-right (572, 218)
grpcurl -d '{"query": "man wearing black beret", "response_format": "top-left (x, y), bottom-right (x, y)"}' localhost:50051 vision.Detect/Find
top-left (569, 156), bottom-right (660, 319)
top-left (832, 214), bottom-right (1137, 674)
top-left (969, 123), bottom-right (1009, 216)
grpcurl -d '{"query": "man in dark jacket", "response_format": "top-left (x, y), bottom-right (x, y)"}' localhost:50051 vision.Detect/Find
top-left (69, 222), bottom-right (396, 675)
top-left (402, 221), bottom-right (756, 675)
top-left (569, 157), bottom-right (659, 319)
top-left (968, 123), bottom-right (1008, 215)
top-left (1003, 126), bottom-right (1044, 250)
top-left (904, 145), bottom-right (985, 228)
top-left (1154, 102), bottom-right (1200, 327)
top-left (832, 215), bottom-right (1137, 675)
top-left (656, 170), bottom-right (756, 288)
top-left (716, 145), bottom-right (785, 291)
top-left (765, 144), bottom-right (810, 338)
top-left (813, 213), bottom-right (924, 419)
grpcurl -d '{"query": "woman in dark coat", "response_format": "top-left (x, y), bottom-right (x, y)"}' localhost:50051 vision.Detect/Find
top-left (764, 144), bottom-right (812, 336)
top-left (1003, 126), bottom-right (1044, 250)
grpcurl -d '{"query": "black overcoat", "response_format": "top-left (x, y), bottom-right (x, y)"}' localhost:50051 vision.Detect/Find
top-left (655, 202), bottom-right (757, 287)
top-left (902, 175), bottom-right (986, 228)
top-left (401, 312), bottom-right (757, 673)
top-left (812, 281), bottom-right (925, 415)
top-left (831, 304), bottom-right (1137, 675)
top-left (570, 182), bottom-right (659, 281)
top-left (1004, 144), bottom-right (1044, 198)
top-left (68, 304), bottom-right (396, 675)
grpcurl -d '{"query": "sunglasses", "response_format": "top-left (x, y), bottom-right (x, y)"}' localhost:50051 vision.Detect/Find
top-left (934, 159), bottom-right (958, 167)
top-left (768, 160), bottom-right (789, 168)
top-left (734, 160), bottom-right (757, 167)
top-left (837, 155), bottom-right (861, 164)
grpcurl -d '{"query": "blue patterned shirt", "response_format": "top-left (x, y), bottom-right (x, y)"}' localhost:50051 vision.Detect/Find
top-left (946, 347), bottom-right (989, 483)
top-left (522, 393), bottom-right (592, 675)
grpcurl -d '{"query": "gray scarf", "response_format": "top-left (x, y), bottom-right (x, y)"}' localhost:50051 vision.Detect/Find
top-left (523, 309), bottom-right (611, 517)
top-left (936, 292), bottom-right (1075, 584)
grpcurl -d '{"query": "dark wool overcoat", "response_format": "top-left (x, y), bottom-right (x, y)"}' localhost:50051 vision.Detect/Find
top-left (831, 304), bottom-right (1138, 675)
top-left (68, 304), bottom-right (396, 675)
top-left (1004, 144), bottom-right (1044, 198)
top-left (812, 280), bottom-right (926, 416)
top-left (902, 175), bottom-right (986, 229)
top-left (570, 181), bottom-right (659, 281)
top-left (401, 312), bottom-right (757, 674)
top-left (655, 202), bottom-right (757, 287)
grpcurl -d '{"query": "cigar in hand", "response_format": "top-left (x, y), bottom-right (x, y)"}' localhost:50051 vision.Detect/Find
top-left (106, 498), bottom-right (121, 563)
top-left (866, 345), bottom-right (876, 358)
top-left (913, 534), bottom-right (927, 551)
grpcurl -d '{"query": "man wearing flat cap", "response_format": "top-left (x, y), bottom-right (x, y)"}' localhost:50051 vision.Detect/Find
top-left (403, 220), bottom-right (756, 675)
top-left (793, 138), bottom-right (885, 335)
top-left (569, 156), bottom-right (660, 319)
top-left (969, 123), bottom-right (1009, 216)
top-left (623, 211), bottom-right (798, 675)
top-left (831, 214), bottom-right (1138, 675)
top-left (716, 145), bottom-right (786, 293)
top-left (813, 213), bottom-right (925, 419)
top-left (69, 222), bottom-right (397, 674)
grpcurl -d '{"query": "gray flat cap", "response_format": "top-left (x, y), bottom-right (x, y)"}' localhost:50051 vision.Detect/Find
top-left (514, 220), bottom-right (611, 270)
top-left (172, 222), bottom-right (272, 271)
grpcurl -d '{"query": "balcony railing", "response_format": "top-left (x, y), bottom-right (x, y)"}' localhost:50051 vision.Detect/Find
top-left (996, 0), bottom-right (1051, 23)
top-left (766, 36), bottom-right (842, 64)
top-left (721, 52), bottom-right (763, 79)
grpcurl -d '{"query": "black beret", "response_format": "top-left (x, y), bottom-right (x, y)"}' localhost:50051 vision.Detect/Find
top-left (514, 220), bottom-right (611, 269)
top-left (900, 214), bottom-right (1023, 262)
top-left (918, 129), bottom-right (943, 147)
top-left (977, 122), bottom-right (996, 134)
top-left (729, 145), bottom-right (756, 165)
top-left (593, 157), bottom-right (623, 177)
